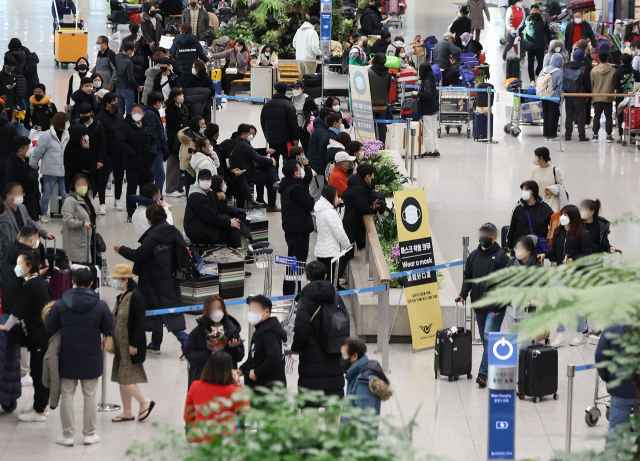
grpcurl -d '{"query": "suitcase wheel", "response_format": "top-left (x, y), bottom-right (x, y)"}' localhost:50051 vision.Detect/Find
top-left (518, 393), bottom-right (525, 400)
top-left (448, 376), bottom-right (453, 382)
top-left (553, 393), bottom-right (559, 400)
top-left (467, 373), bottom-right (473, 379)
top-left (533, 396), bottom-right (540, 403)
top-left (1, 400), bottom-right (17, 413)
top-left (437, 128), bottom-right (441, 138)
top-left (504, 123), bottom-right (512, 134)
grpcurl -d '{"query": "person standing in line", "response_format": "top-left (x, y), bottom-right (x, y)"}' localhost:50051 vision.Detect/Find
top-left (144, 91), bottom-right (169, 199)
top-left (327, 152), bottom-right (356, 198)
top-left (64, 57), bottom-right (92, 114)
top-left (24, 83), bottom-right (58, 132)
top-left (414, 63), bottom-right (440, 158)
top-left (44, 268), bottom-right (115, 446)
top-left (5, 136), bottom-right (40, 222)
top-left (115, 41), bottom-right (143, 115)
top-left (260, 81), bottom-right (300, 171)
top-left (0, 185), bottom-right (53, 248)
top-left (348, 35), bottom-right (369, 66)
top-left (95, 92), bottom-right (125, 212)
top-left (307, 108), bottom-right (332, 202)
top-left (152, 57), bottom-right (180, 101)
top-left (466, 0), bottom-right (490, 41)
top-left (455, 223), bottom-right (509, 388)
top-left (564, 11), bottom-right (596, 51)
top-left (314, 185), bottom-right (351, 284)
top-left (590, 50), bottom-right (616, 143)
top-left (0, 100), bottom-right (18, 197)
top-left (169, 24), bottom-right (210, 89)
top-left (164, 88), bottom-right (188, 197)
top-left (0, 56), bottom-right (20, 114)
top-left (516, 4), bottom-right (551, 85)
top-left (92, 36), bottom-right (117, 91)
top-left (181, 0), bottom-right (209, 41)
top-left (538, 53), bottom-right (564, 142)
top-left (506, 180), bottom-right (553, 251)
top-left (563, 50), bottom-right (591, 142)
top-left (141, 5), bottom-right (163, 52)
top-left (72, 103), bottom-right (106, 204)
top-left (290, 80), bottom-right (319, 154)
top-left (504, 236), bottom-right (541, 334)
top-left (61, 174), bottom-right (96, 265)
top-left (367, 53), bottom-right (391, 146)
top-left (292, 16), bottom-right (321, 78)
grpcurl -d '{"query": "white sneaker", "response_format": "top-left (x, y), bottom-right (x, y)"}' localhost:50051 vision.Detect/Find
top-left (99, 204), bottom-right (106, 215)
top-left (221, 98), bottom-right (228, 103)
top-left (570, 335), bottom-right (584, 346)
top-left (114, 200), bottom-right (123, 211)
top-left (105, 188), bottom-right (113, 197)
top-left (21, 375), bottom-right (33, 386)
top-left (181, 190), bottom-right (187, 196)
top-left (21, 407), bottom-right (49, 416)
top-left (40, 215), bottom-right (49, 223)
top-left (83, 434), bottom-right (101, 445)
top-left (165, 191), bottom-right (182, 198)
top-left (18, 411), bottom-right (47, 422)
top-left (548, 137), bottom-right (560, 141)
top-left (550, 333), bottom-right (565, 348)
top-left (56, 436), bottom-right (74, 447)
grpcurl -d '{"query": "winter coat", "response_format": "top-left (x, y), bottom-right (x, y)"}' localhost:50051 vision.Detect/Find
top-left (210, 48), bottom-right (249, 75)
top-left (449, 16), bottom-right (472, 48)
top-left (368, 65), bottom-right (391, 106)
top-left (183, 87), bottom-right (212, 121)
top-left (260, 94), bottom-right (300, 144)
top-left (544, 227), bottom-right (594, 263)
top-left (613, 63), bottom-right (640, 97)
top-left (115, 52), bottom-right (139, 91)
top-left (229, 137), bottom-right (272, 174)
top-left (72, 114), bottom-right (106, 166)
top-left (184, 183), bottom-right (235, 244)
top-left (466, 0), bottom-right (490, 30)
top-left (342, 173), bottom-right (378, 250)
top-left (328, 165), bottom-right (349, 197)
top-left (113, 289), bottom-right (147, 364)
top-left (184, 315), bottom-right (244, 387)
top-left (564, 20), bottom-right (596, 51)
top-left (118, 116), bottom-right (158, 170)
top-left (516, 14), bottom-right (551, 50)
top-left (153, 71), bottom-right (181, 96)
top-left (144, 104), bottom-right (169, 158)
top-left (24, 49), bottom-right (40, 97)
top-left (0, 241), bottom-right (32, 315)
top-left (291, 281), bottom-right (345, 393)
top-left (66, 70), bottom-right (92, 106)
top-left (91, 48), bottom-right (118, 88)
top-left (165, 102), bottom-right (189, 156)
top-left (63, 125), bottom-right (95, 189)
top-left (239, 317), bottom-right (287, 388)
top-left (307, 117), bottom-right (329, 175)
top-left (280, 177), bottom-right (315, 236)
top-left (0, 208), bottom-right (48, 262)
top-left (596, 326), bottom-right (638, 399)
top-left (42, 328), bottom-right (62, 409)
top-left (506, 196), bottom-right (554, 249)
top-left (418, 77), bottom-right (438, 115)
top-left (69, 89), bottom-right (97, 121)
top-left (61, 190), bottom-right (94, 263)
top-left (5, 153), bottom-right (40, 221)
top-left (345, 355), bottom-right (391, 417)
top-left (96, 107), bottom-right (124, 157)
top-left (142, 66), bottom-right (161, 104)
top-left (181, 5), bottom-right (209, 40)
top-left (118, 221), bottom-right (186, 333)
top-left (543, 40), bottom-right (570, 68)
top-left (540, 53), bottom-right (565, 99)
top-left (0, 113), bottom-right (18, 195)
top-left (590, 62), bottom-right (616, 102)
top-left (12, 275), bottom-right (51, 352)
top-left (459, 243), bottom-right (510, 314)
top-left (141, 12), bottom-right (163, 49)
top-left (24, 94), bottom-right (57, 131)
top-left (178, 127), bottom-right (201, 177)
top-left (158, 0), bottom-right (181, 15)
top-left (29, 127), bottom-right (69, 177)
top-left (131, 196), bottom-right (173, 238)
top-left (565, 60), bottom-right (592, 93)
top-left (314, 197), bottom-right (351, 258)
top-left (318, 129), bottom-right (338, 174)
top-left (0, 70), bottom-right (19, 111)
top-left (185, 74), bottom-right (216, 100)
top-left (45, 288), bottom-right (115, 380)
top-left (190, 151), bottom-right (219, 178)
top-left (371, 39), bottom-right (391, 56)
top-left (587, 216), bottom-right (613, 253)
top-left (360, 5), bottom-right (384, 36)
top-left (5, 47), bottom-right (27, 100)
top-left (0, 314), bottom-right (22, 404)
top-left (504, 254), bottom-right (541, 320)
top-left (169, 34), bottom-right (210, 88)
top-left (325, 139), bottom-right (345, 167)
top-left (122, 34), bottom-right (153, 87)
top-left (293, 22), bottom-right (321, 62)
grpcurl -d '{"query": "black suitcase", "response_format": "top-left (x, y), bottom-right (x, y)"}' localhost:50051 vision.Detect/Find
top-left (473, 112), bottom-right (493, 141)
top-left (475, 83), bottom-right (494, 108)
top-left (506, 57), bottom-right (521, 80)
top-left (434, 302), bottom-right (473, 382)
top-left (517, 345), bottom-right (559, 402)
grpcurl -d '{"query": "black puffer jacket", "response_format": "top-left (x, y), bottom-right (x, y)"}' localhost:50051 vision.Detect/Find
top-left (184, 314), bottom-right (244, 388)
top-left (0, 313), bottom-right (21, 404)
top-left (291, 281), bottom-right (345, 393)
top-left (544, 227), bottom-right (594, 263)
top-left (119, 221), bottom-right (186, 333)
top-left (122, 34), bottom-right (152, 86)
top-left (96, 107), bottom-right (124, 157)
top-left (280, 177), bottom-right (315, 235)
top-left (165, 102), bottom-right (189, 156)
top-left (506, 196), bottom-right (553, 250)
top-left (169, 34), bottom-right (210, 88)
top-left (307, 117), bottom-right (329, 175)
top-left (184, 184), bottom-right (232, 244)
top-left (239, 317), bottom-right (287, 388)
top-left (342, 173), bottom-right (378, 250)
top-left (0, 113), bottom-right (17, 196)
top-left (418, 63), bottom-right (439, 115)
top-left (229, 137), bottom-right (272, 174)
top-left (459, 243), bottom-right (510, 314)
top-left (71, 115), bottom-right (106, 165)
top-left (5, 153), bottom-right (40, 221)
top-left (360, 4), bottom-right (384, 35)
top-left (64, 125), bottom-right (95, 190)
top-left (5, 47), bottom-right (27, 100)
top-left (118, 116), bottom-right (158, 170)
top-left (23, 49), bottom-right (40, 97)
top-left (260, 94), bottom-right (300, 144)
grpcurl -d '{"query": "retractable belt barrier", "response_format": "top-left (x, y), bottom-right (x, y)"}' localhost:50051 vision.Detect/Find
top-left (211, 95), bottom-right (270, 124)
top-left (565, 363), bottom-right (598, 453)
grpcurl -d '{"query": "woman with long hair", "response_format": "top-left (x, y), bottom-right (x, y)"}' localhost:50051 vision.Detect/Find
top-left (580, 199), bottom-right (617, 253)
top-left (164, 87), bottom-right (189, 197)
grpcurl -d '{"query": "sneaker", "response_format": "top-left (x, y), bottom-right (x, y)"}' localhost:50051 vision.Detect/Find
top-left (616, 137), bottom-right (623, 144)
top-left (105, 188), bottom-right (113, 197)
top-left (579, 136), bottom-right (589, 142)
top-left (181, 190), bottom-right (187, 196)
top-left (18, 411), bottom-right (47, 422)
top-left (592, 135), bottom-right (599, 143)
top-left (548, 137), bottom-right (560, 141)
top-left (56, 436), bottom-right (74, 447)
top-left (114, 200), bottom-right (123, 211)
top-left (99, 204), bottom-right (106, 215)
top-left (147, 344), bottom-right (161, 354)
top-left (529, 81), bottom-right (535, 87)
top-left (126, 217), bottom-right (132, 223)
top-left (476, 374), bottom-right (487, 388)
top-left (565, 136), bottom-right (571, 141)
top-left (550, 333), bottom-right (565, 348)
top-left (569, 335), bottom-right (584, 346)
top-left (21, 375), bottom-right (33, 386)
top-left (165, 191), bottom-right (182, 198)
top-left (543, 137), bottom-right (549, 141)
top-left (221, 98), bottom-right (228, 103)
top-left (606, 136), bottom-right (615, 143)
top-left (83, 434), bottom-right (101, 445)
top-left (423, 151), bottom-right (440, 158)
top-left (40, 215), bottom-right (49, 223)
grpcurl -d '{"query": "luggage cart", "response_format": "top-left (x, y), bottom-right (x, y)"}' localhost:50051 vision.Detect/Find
top-left (503, 86), bottom-right (544, 137)
top-left (585, 334), bottom-right (611, 426)
top-left (382, 0), bottom-right (405, 28)
top-left (437, 89), bottom-right (473, 138)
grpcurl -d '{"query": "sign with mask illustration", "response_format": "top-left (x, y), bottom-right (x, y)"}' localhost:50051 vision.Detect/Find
top-left (320, 0), bottom-right (332, 57)
top-left (393, 188), bottom-right (442, 350)
top-left (349, 65), bottom-right (376, 142)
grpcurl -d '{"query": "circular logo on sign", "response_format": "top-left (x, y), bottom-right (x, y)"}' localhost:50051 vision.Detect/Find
top-left (401, 197), bottom-right (422, 232)
top-left (492, 337), bottom-right (514, 361)
top-left (353, 71), bottom-right (367, 95)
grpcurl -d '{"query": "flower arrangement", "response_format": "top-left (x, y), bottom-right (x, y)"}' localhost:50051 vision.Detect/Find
top-left (362, 140), bottom-right (384, 160)
top-left (207, 330), bottom-right (228, 351)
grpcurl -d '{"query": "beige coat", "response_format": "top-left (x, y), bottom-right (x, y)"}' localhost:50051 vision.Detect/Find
top-left (208, 12), bottom-right (219, 35)
top-left (42, 301), bottom-right (62, 409)
top-left (590, 63), bottom-right (616, 102)
top-left (178, 127), bottom-right (202, 178)
top-left (466, 0), bottom-right (490, 30)
top-left (61, 191), bottom-right (93, 263)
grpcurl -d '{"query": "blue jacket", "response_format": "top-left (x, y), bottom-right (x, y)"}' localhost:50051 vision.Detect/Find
top-left (144, 105), bottom-right (169, 158)
top-left (307, 117), bottom-right (329, 175)
top-left (541, 53), bottom-right (564, 99)
top-left (595, 326), bottom-right (638, 399)
top-left (45, 288), bottom-right (115, 380)
top-left (0, 314), bottom-right (22, 403)
top-left (345, 355), bottom-right (390, 416)
top-left (52, 0), bottom-right (76, 19)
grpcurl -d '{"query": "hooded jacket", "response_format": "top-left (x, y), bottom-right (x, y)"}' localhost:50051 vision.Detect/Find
top-left (24, 48), bottom-right (40, 98)
top-left (361, 4), bottom-right (384, 36)
top-left (506, 196), bottom-right (554, 249)
top-left (280, 176), bottom-right (315, 236)
top-left (30, 126), bottom-right (69, 177)
top-left (590, 61), bottom-right (616, 103)
top-left (144, 104), bottom-right (169, 158)
top-left (368, 65), bottom-right (391, 106)
top-left (63, 124), bottom-right (94, 189)
top-left (293, 22), bottom-right (321, 62)
top-left (543, 40), bottom-right (569, 68)
top-left (291, 281), bottom-right (346, 393)
top-left (190, 151), bottom-right (219, 178)
top-left (418, 63), bottom-right (438, 115)
top-left (118, 115), bottom-right (158, 170)
top-left (142, 65), bottom-right (161, 104)
top-left (183, 314), bottom-right (244, 387)
top-left (613, 62), bottom-right (640, 97)
top-left (516, 13), bottom-right (551, 50)
top-left (544, 226), bottom-right (594, 263)
top-left (540, 53), bottom-right (565, 99)
top-left (130, 195), bottom-right (173, 238)
top-left (5, 47), bottom-right (27, 100)
top-left (239, 316), bottom-right (287, 388)
top-left (96, 106), bottom-right (124, 157)
top-left (91, 48), bottom-right (118, 88)
top-left (5, 152), bottom-right (40, 221)
top-left (44, 288), bottom-right (115, 380)
top-left (325, 138), bottom-right (346, 168)
top-left (342, 173), bottom-right (378, 250)
top-left (184, 183), bottom-right (233, 244)
top-left (314, 196), bottom-right (351, 258)
top-left (588, 216), bottom-right (613, 253)
top-left (260, 93), bottom-right (300, 145)
top-left (24, 94), bottom-right (58, 131)
top-left (459, 242), bottom-right (510, 314)
top-left (345, 355), bottom-right (391, 416)
top-left (0, 314), bottom-right (22, 404)
top-left (596, 326), bottom-right (638, 399)
top-left (307, 117), bottom-right (329, 175)
top-left (565, 59), bottom-right (592, 93)
top-left (72, 114), bottom-right (106, 167)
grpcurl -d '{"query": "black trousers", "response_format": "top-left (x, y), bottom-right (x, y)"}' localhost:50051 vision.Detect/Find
top-left (112, 154), bottom-right (125, 200)
top-left (228, 174), bottom-right (252, 208)
top-left (542, 100), bottom-right (560, 138)
top-left (97, 154), bottom-right (113, 205)
top-left (372, 109), bottom-right (387, 144)
top-left (245, 163), bottom-right (279, 207)
top-left (616, 97), bottom-right (625, 136)
top-left (316, 256), bottom-right (337, 285)
top-left (218, 226), bottom-right (243, 248)
top-left (125, 168), bottom-right (154, 218)
top-left (338, 247), bottom-right (355, 281)
top-left (593, 102), bottom-right (613, 137)
top-left (299, 127), bottom-right (311, 154)
top-left (527, 48), bottom-right (545, 82)
top-left (29, 347), bottom-right (49, 413)
top-left (564, 97), bottom-right (586, 139)
top-left (222, 73), bottom-right (245, 95)
top-left (269, 142), bottom-right (289, 171)
top-left (283, 232), bottom-right (310, 295)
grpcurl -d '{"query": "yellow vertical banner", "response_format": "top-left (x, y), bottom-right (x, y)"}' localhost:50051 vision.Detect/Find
top-left (393, 188), bottom-right (443, 350)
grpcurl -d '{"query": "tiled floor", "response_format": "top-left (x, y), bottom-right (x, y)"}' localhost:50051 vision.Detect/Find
top-left (0, 0), bottom-right (633, 459)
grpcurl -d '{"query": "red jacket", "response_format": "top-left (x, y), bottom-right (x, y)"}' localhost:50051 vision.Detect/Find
top-left (184, 380), bottom-right (250, 442)
top-left (328, 166), bottom-right (349, 197)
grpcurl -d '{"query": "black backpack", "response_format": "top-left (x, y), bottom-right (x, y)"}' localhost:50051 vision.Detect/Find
top-left (310, 294), bottom-right (350, 354)
top-left (172, 231), bottom-right (199, 281)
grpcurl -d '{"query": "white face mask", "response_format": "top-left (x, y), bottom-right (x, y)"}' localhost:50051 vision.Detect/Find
top-left (192, 67), bottom-right (197, 75)
top-left (299, 168), bottom-right (305, 179)
top-left (264, 51), bottom-right (270, 57)
top-left (96, 44), bottom-right (103, 52)
top-left (247, 134), bottom-right (254, 142)
top-left (580, 210), bottom-right (590, 220)
top-left (132, 113), bottom-right (143, 122)
top-left (208, 146), bottom-right (214, 154)
top-left (574, 18), bottom-right (583, 24)
top-left (199, 180), bottom-right (211, 190)
top-left (516, 2), bottom-right (522, 6)
top-left (110, 278), bottom-right (125, 290)
top-left (332, 105), bottom-right (340, 112)
top-left (292, 89), bottom-right (302, 97)
top-left (93, 81), bottom-right (102, 88)
top-left (13, 195), bottom-right (24, 206)
top-left (247, 311), bottom-right (264, 325)
top-left (199, 127), bottom-right (205, 134)
top-left (32, 239), bottom-right (40, 249)
top-left (532, 157), bottom-right (540, 165)
top-left (222, 183), bottom-right (227, 193)
top-left (209, 310), bottom-right (224, 323)
top-left (65, 122), bottom-right (70, 130)
top-left (514, 248), bottom-right (527, 261)
top-left (554, 47), bottom-right (561, 53)
top-left (559, 215), bottom-right (570, 226)
top-left (521, 190), bottom-right (531, 201)
top-left (340, 123), bottom-right (345, 131)
top-left (226, 158), bottom-right (231, 168)
top-left (400, 52), bottom-right (406, 58)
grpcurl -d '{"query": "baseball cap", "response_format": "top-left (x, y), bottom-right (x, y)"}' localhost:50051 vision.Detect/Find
top-left (479, 222), bottom-right (498, 235)
top-left (334, 151), bottom-right (356, 163)
top-left (96, 89), bottom-right (109, 99)
top-left (443, 32), bottom-right (455, 39)
top-left (292, 80), bottom-right (305, 89)
top-left (197, 169), bottom-right (212, 179)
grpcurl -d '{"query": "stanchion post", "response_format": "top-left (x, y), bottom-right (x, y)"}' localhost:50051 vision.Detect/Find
top-left (97, 348), bottom-right (121, 412)
top-left (410, 127), bottom-right (416, 181)
top-left (405, 118), bottom-right (411, 169)
top-left (212, 97), bottom-right (217, 124)
top-left (559, 95), bottom-right (564, 153)
top-left (565, 364), bottom-right (575, 453)
top-left (377, 281), bottom-right (390, 373)
top-left (487, 90), bottom-right (492, 142)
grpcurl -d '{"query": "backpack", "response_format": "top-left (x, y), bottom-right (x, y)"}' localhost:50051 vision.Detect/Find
top-left (622, 72), bottom-right (635, 94)
top-left (536, 68), bottom-right (559, 97)
top-left (431, 63), bottom-right (442, 84)
top-left (310, 294), bottom-right (350, 354)
top-left (562, 66), bottom-right (585, 93)
top-left (458, 65), bottom-right (476, 88)
top-left (30, 101), bottom-right (54, 114)
top-left (173, 232), bottom-right (199, 281)
top-left (400, 96), bottom-right (421, 121)
top-left (385, 55), bottom-right (402, 70)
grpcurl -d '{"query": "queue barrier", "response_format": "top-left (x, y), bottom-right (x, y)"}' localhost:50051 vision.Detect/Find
top-left (211, 95), bottom-right (270, 124)
top-left (565, 363), bottom-right (599, 453)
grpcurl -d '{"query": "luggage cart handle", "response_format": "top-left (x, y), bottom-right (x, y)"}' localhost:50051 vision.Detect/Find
top-left (275, 255), bottom-right (298, 268)
top-left (247, 248), bottom-right (273, 256)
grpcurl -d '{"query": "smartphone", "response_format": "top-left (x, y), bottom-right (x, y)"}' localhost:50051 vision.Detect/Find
top-left (240, 169), bottom-right (246, 172)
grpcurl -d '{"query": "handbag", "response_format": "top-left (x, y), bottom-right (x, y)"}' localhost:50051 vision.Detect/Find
top-left (104, 335), bottom-right (116, 354)
top-left (226, 66), bottom-right (238, 75)
top-left (553, 167), bottom-right (568, 199)
top-left (525, 210), bottom-right (550, 255)
top-left (95, 232), bottom-right (107, 253)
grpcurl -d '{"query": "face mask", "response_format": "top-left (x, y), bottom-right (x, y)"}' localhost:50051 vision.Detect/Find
top-left (65, 122), bottom-right (70, 130)
top-left (226, 158), bottom-right (231, 168)
top-left (247, 311), bottom-right (264, 325)
top-left (207, 146), bottom-right (214, 154)
top-left (514, 248), bottom-right (528, 261)
top-left (221, 184), bottom-right (227, 193)
top-left (76, 185), bottom-right (88, 196)
top-left (532, 157), bottom-right (540, 166)
top-left (299, 168), bottom-right (306, 179)
top-left (160, 66), bottom-right (169, 73)
top-left (94, 80), bottom-right (102, 88)
top-left (292, 89), bottom-right (302, 97)
top-left (96, 44), bottom-right (103, 52)
top-left (580, 210), bottom-right (591, 220)
top-left (247, 134), bottom-right (254, 142)
top-left (192, 68), bottom-right (197, 75)
top-left (110, 278), bottom-right (122, 289)
top-left (5, 66), bottom-right (14, 73)
top-left (176, 96), bottom-right (184, 104)
top-left (340, 123), bottom-right (345, 131)
top-left (199, 180), bottom-right (211, 190)
top-left (149, 10), bottom-right (156, 17)
top-left (14, 265), bottom-right (25, 278)
top-left (34, 94), bottom-right (44, 102)
top-left (80, 115), bottom-right (91, 124)
top-left (85, 118), bottom-right (93, 127)
top-left (209, 310), bottom-right (224, 323)
top-left (554, 47), bottom-right (561, 53)
top-left (190, 1), bottom-right (197, 7)
top-left (32, 239), bottom-right (40, 249)
top-left (264, 51), bottom-right (270, 57)
top-left (347, 166), bottom-right (354, 176)
top-left (199, 127), bottom-right (205, 134)
top-left (332, 105), bottom-right (340, 112)
top-left (574, 18), bottom-right (583, 24)
top-left (111, 102), bottom-right (120, 112)
top-left (400, 52), bottom-right (406, 58)
top-left (516, 2), bottom-right (522, 6)
top-left (13, 195), bottom-right (23, 206)
top-left (531, 13), bottom-right (539, 18)
top-left (560, 215), bottom-right (570, 226)
top-left (340, 357), bottom-right (352, 373)
top-left (78, 64), bottom-right (87, 71)
top-left (479, 236), bottom-right (493, 248)
top-left (521, 190), bottom-right (531, 201)
top-left (132, 113), bottom-right (143, 122)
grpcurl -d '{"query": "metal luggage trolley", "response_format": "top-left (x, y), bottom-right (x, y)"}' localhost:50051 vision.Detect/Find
top-left (382, 0), bottom-right (405, 28)
top-left (503, 86), bottom-right (544, 137)
top-left (585, 334), bottom-right (611, 426)
top-left (437, 88), bottom-right (473, 138)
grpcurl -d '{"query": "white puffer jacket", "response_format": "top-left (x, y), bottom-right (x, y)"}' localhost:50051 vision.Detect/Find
top-left (190, 151), bottom-right (220, 177)
top-left (314, 196), bottom-right (351, 258)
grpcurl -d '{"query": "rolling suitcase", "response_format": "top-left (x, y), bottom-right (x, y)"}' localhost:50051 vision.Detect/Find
top-left (434, 302), bottom-right (473, 381)
top-left (473, 112), bottom-right (493, 140)
top-left (506, 57), bottom-right (521, 80)
top-left (49, 182), bottom-right (63, 218)
top-left (212, 80), bottom-right (222, 107)
top-left (50, 268), bottom-right (72, 300)
top-left (517, 344), bottom-right (558, 402)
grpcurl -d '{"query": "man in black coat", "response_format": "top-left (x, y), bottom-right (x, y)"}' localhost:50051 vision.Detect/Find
top-left (144, 91), bottom-right (170, 199)
top-left (5, 136), bottom-right (40, 221)
top-left (307, 108), bottom-right (332, 201)
top-left (0, 101), bottom-right (18, 196)
top-left (370, 29), bottom-right (391, 55)
top-left (239, 295), bottom-right (287, 389)
top-left (360, 0), bottom-right (387, 36)
top-left (564, 11), bottom-right (597, 51)
top-left (96, 92), bottom-right (125, 211)
top-left (69, 78), bottom-right (97, 120)
top-left (455, 223), bottom-right (510, 388)
top-left (291, 261), bottom-right (345, 398)
top-left (0, 55), bottom-right (20, 112)
top-left (115, 204), bottom-right (188, 353)
top-left (280, 160), bottom-right (314, 295)
top-left (117, 104), bottom-right (157, 220)
top-left (450, 5), bottom-right (472, 49)
top-left (72, 103), bottom-right (106, 203)
top-left (259, 82), bottom-right (300, 170)
top-left (319, 113), bottom-right (342, 174)
top-left (506, 180), bottom-right (553, 251)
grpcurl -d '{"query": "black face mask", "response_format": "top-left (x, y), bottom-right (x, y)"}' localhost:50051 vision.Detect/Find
top-left (80, 115), bottom-right (91, 124)
top-left (340, 357), bottom-right (352, 373)
top-left (160, 66), bottom-right (169, 73)
top-left (110, 102), bottom-right (120, 112)
top-left (531, 13), bottom-right (540, 18)
top-left (190, 2), bottom-right (197, 7)
top-left (479, 236), bottom-right (493, 248)
top-left (347, 167), bottom-right (354, 176)
top-left (78, 64), bottom-right (87, 71)
top-left (5, 66), bottom-right (14, 73)
top-left (34, 94), bottom-right (44, 102)
top-left (149, 10), bottom-right (156, 16)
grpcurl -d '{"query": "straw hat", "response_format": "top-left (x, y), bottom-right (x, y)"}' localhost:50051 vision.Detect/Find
top-left (109, 264), bottom-right (135, 279)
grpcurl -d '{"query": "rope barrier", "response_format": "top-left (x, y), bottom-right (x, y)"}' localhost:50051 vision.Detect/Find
top-left (575, 363), bottom-right (597, 372)
top-left (373, 119), bottom-right (407, 123)
top-left (222, 95), bottom-right (268, 103)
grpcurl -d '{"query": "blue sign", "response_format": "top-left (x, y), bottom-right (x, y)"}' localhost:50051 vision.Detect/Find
top-left (320, 0), bottom-right (332, 44)
top-left (489, 332), bottom-right (517, 367)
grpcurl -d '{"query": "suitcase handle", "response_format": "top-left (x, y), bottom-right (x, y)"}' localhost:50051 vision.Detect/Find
top-left (455, 300), bottom-right (466, 331)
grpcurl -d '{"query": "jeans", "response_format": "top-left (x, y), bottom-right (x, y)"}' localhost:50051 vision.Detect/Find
top-left (593, 102), bottom-right (613, 137)
top-left (557, 317), bottom-right (586, 334)
top-left (606, 396), bottom-right (637, 449)
top-left (150, 328), bottom-right (188, 349)
top-left (151, 151), bottom-right (166, 198)
top-left (40, 175), bottom-right (67, 215)
top-left (476, 310), bottom-right (506, 377)
top-left (116, 88), bottom-right (135, 115)
top-left (526, 48), bottom-right (545, 82)
top-left (542, 100), bottom-right (560, 138)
